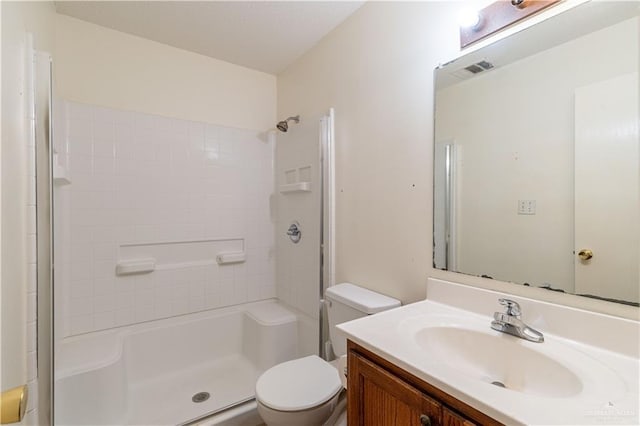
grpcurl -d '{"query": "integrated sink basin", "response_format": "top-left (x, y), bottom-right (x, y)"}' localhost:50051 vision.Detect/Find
top-left (404, 315), bottom-right (629, 406)
top-left (338, 280), bottom-right (639, 425)
top-left (415, 326), bottom-right (583, 397)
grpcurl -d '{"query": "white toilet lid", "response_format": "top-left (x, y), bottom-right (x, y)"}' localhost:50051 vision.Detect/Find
top-left (256, 355), bottom-right (342, 411)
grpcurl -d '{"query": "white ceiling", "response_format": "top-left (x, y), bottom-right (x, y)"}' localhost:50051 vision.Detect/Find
top-left (55, 1), bottom-right (365, 75)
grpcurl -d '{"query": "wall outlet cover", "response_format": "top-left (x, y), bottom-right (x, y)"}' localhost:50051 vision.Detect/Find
top-left (518, 199), bottom-right (536, 215)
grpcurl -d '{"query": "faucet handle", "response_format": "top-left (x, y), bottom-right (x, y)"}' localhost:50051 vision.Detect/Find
top-left (498, 298), bottom-right (521, 317)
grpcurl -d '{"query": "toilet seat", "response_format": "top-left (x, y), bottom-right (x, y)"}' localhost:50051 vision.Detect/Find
top-left (256, 355), bottom-right (342, 411)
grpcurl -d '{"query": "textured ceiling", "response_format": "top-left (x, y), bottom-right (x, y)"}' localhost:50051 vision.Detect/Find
top-left (55, 1), bottom-right (365, 75)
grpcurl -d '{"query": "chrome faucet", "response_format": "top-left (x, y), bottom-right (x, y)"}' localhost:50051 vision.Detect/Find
top-left (491, 298), bottom-right (544, 343)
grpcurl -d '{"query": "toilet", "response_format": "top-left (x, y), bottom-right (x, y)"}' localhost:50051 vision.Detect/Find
top-left (255, 283), bottom-right (401, 426)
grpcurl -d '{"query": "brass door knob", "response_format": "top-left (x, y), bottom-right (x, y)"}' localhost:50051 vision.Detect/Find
top-left (0, 385), bottom-right (27, 424)
top-left (578, 249), bottom-right (593, 261)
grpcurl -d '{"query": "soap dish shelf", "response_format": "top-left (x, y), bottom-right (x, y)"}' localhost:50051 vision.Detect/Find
top-left (279, 182), bottom-right (311, 193)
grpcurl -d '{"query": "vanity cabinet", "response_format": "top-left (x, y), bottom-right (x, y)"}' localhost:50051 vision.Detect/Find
top-left (347, 340), bottom-right (502, 426)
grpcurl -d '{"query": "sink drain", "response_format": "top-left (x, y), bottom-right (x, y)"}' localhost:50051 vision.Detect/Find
top-left (192, 392), bottom-right (210, 403)
top-left (491, 381), bottom-right (506, 388)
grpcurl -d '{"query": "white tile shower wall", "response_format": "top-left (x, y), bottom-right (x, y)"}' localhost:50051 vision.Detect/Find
top-left (56, 101), bottom-right (275, 337)
top-left (275, 120), bottom-right (322, 321)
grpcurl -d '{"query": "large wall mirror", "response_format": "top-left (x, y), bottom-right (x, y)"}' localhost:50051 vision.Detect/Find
top-left (433, 1), bottom-right (639, 307)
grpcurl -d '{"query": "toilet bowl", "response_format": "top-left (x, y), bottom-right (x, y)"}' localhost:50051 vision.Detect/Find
top-left (255, 283), bottom-right (400, 426)
top-left (256, 355), bottom-right (342, 426)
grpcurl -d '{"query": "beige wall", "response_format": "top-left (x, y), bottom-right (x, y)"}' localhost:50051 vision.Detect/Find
top-left (1, 0), bottom-right (55, 422)
top-left (278, 2), bottom-right (463, 303)
top-left (55, 14), bottom-right (276, 131)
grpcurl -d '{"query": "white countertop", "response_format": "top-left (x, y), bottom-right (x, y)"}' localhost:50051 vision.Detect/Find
top-left (337, 279), bottom-right (640, 425)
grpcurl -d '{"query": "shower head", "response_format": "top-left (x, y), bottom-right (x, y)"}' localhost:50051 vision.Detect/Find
top-left (276, 115), bottom-right (300, 132)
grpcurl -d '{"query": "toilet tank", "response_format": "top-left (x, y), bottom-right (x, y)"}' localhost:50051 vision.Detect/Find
top-left (325, 283), bottom-right (401, 357)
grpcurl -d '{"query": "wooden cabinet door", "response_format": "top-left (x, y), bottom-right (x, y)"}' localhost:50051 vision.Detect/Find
top-left (348, 352), bottom-right (442, 426)
top-left (443, 407), bottom-right (477, 426)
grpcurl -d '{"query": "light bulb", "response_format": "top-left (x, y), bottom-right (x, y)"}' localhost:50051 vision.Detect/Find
top-left (459, 9), bottom-right (481, 29)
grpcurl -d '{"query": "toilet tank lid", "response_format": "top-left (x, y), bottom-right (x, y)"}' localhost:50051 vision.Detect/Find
top-left (325, 283), bottom-right (401, 314)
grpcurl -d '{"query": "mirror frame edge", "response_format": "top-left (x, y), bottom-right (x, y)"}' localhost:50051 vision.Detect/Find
top-left (429, 270), bottom-right (639, 321)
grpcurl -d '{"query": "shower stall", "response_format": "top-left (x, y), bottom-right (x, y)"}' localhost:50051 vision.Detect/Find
top-left (50, 101), bottom-right (335, 424)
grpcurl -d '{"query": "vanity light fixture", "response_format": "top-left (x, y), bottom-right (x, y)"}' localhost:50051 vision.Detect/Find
top-left (460, 0), bottom-right (560, 48)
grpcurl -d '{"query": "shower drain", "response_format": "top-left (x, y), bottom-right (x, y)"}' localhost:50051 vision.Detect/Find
top-left (192, 392), bottom-right (210, 403)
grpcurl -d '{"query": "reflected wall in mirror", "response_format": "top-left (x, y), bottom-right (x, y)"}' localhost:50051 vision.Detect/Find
top-left (433, 1), bottom-right (639, 306)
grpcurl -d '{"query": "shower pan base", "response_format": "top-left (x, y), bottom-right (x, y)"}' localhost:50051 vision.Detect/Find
top-left (128, 354), bottom-right (260, 425)
top-left (55, 300), bottom-right (298, 425)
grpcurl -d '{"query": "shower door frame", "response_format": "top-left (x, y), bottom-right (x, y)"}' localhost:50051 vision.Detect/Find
top-left (319, 108), bottom-right (336, 360)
